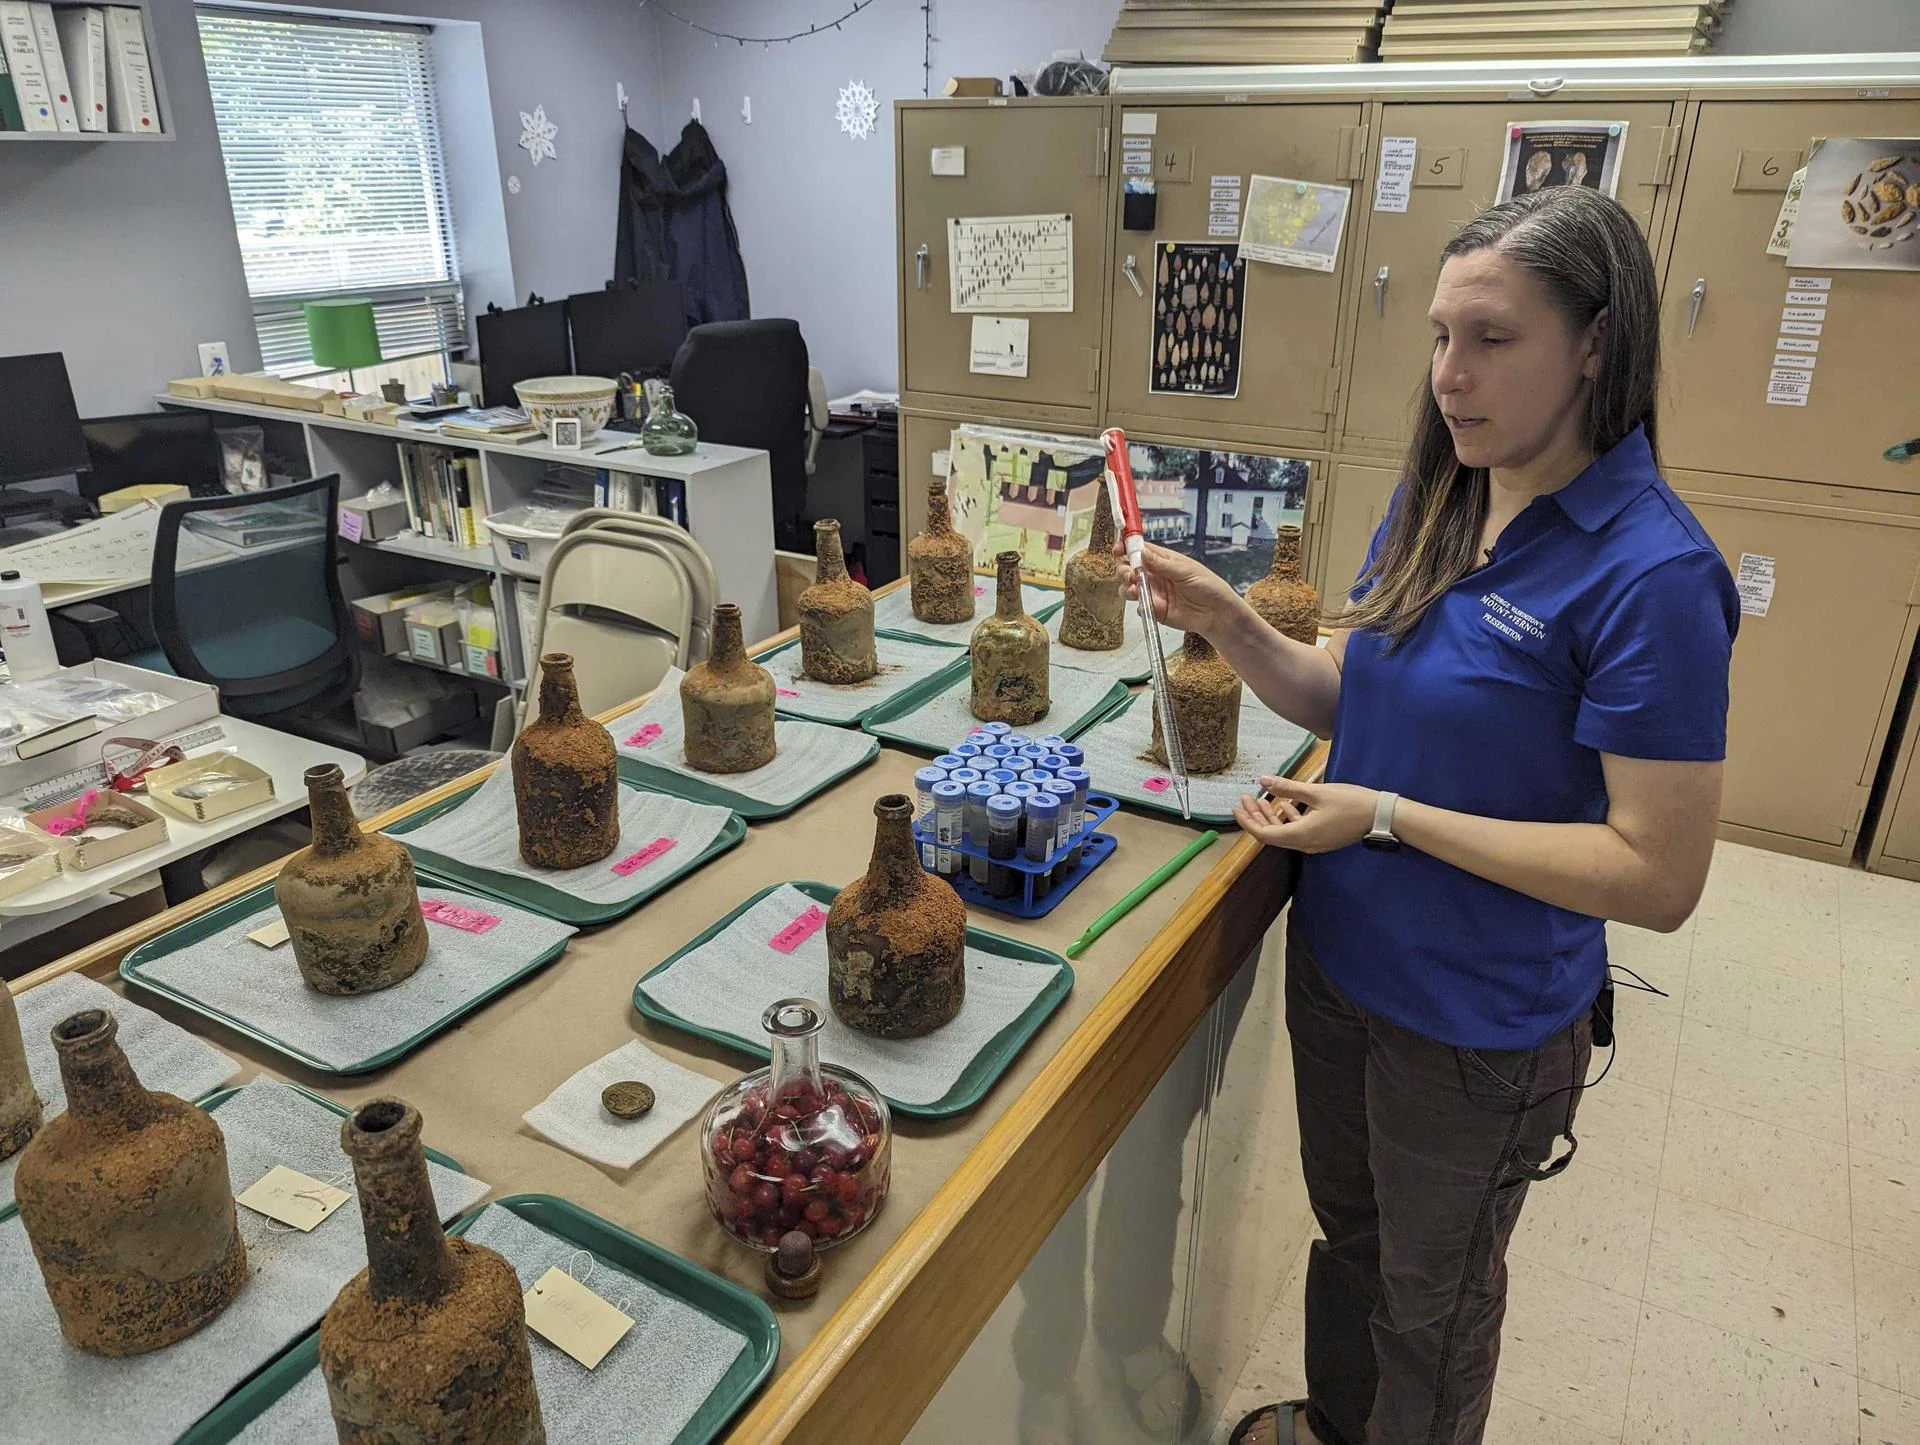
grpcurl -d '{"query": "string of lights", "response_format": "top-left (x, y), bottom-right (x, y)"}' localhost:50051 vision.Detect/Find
top-left (638, 0), bottom-right (881, 46)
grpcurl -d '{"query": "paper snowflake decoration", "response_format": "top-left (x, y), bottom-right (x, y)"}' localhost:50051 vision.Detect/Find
top-left (836, 80), bottom-right (878, 142)
top-left (517, 105), bottom-right (557, 167)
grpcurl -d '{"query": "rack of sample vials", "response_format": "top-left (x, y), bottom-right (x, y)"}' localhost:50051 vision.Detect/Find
top-left (908, 723), bottom-right (1118, 920)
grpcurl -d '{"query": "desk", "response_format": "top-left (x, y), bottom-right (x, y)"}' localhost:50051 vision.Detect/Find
top-left (8, 585), bottom-right (1322, 1441)
top-left (0, 714), bottom-right (366, 919)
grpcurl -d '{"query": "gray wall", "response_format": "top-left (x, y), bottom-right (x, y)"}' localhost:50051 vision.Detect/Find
top-left (649, 0), bottom-right (1121, 396)
top-left (652, 0), bottom-right (1920, 397)
top-left (0, 0), bottom-right (665, 415)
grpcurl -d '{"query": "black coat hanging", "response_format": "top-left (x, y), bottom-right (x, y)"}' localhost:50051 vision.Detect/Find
top-left (615, 119), bottom-right (751, 329)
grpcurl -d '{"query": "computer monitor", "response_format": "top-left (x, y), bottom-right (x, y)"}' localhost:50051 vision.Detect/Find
top-left (477, 302), bottom-right (573, 409)
top-left (80, 412), bottom-right (223, 501)
top-left (567, 282), bottom-right (688, 380)
top-left (0, 353), bottom-right (90, 488)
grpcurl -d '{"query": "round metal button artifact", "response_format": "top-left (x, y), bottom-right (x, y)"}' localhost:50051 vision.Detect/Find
top-left (601, 1081), bottom-right (655, 1119)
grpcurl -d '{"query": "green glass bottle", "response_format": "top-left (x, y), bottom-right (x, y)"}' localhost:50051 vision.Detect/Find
top-left (640, 383), bottom-right (699, 457)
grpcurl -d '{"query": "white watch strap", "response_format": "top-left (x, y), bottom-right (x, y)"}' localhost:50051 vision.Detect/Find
top-left (1370, 790), bottom-right (1400, 841)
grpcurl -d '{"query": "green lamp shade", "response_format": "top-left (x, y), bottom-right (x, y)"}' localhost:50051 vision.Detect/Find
top-left (304, 299), bottom-right (383, 371)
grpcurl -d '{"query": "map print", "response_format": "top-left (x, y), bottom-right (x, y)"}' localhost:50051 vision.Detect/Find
top-left (1237, 175), bottom-right (1352, 273)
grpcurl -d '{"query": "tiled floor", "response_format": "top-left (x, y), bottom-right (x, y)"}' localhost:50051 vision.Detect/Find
top-left (1214, 842), bottom-right (1920, 1444)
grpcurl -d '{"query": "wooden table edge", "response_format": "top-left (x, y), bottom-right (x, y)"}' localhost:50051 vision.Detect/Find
top-left (6, 593), bottom-right (1332, 1445)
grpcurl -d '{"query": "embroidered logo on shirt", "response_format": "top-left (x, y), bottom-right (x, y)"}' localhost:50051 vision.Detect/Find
top-left (1479, 591), bottom-right (1548, 645)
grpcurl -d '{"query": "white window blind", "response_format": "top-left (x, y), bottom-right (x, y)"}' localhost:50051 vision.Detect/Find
top-left (197, 9), bottom-right (463, 375)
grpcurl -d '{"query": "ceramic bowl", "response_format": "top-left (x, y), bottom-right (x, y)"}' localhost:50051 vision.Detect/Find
top-left (513, 375), bottom-right (618, 440)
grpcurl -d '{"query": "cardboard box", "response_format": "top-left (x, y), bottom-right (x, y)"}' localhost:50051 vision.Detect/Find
top-left (210, 374), bottom-right (333, 413)
top-left (145, 754), bottom-right (276, 823)
top-left (352, 586), bottom-right (449, 656)
top-left (463, 644), bottom-right (500, 680)
top-left (338, 494), bottom-right (410, 544)
top-left (100, 484), bottom-right (190, 513)
top-left (28, 794), bottom-right (168, 871)
top-left (354, 682), bottom-right (478, 755)
top-left (944, 76), bottom-right (1003, 97)
top-left (167, 375), bottom-right (222, 399)
top-left (406, 601), bottom-right (464, 668)
top-left (0, 826), bottom-right (63, 901)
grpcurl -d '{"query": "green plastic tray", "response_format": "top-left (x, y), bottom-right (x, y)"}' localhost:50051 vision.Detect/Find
top-left (617, 731), bottom-right (880, 821)
top-left (872, 588), bottom-right (1065, 646)
top-left (119, 881), bottom-right (573, 1077)
top-left (858, 661), bottom-right (1130, 756)
top-left (385, 779), bottom-right (748, 925)
top-left (754, 632), bottom-right (960, 727)
top-left (633, 880), bottom-right (1074, 1119)
top-left (177, 1194), bottom-right (779, 1445)
top-left (1089, 693), bottom-right (1320, 826)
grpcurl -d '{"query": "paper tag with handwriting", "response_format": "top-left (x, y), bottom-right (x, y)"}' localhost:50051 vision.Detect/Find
top-left (248, 918), bottom-right (292, 949)
top-left (611, 837), bottom-right (677, 876)
top-left (623, 723), bottom-right (663, 748)
top-left (236, 1165), bottom-right (350, 1231)
top-left (524, 1266), bottom-right (633, 1368)
top-left (1142, 776), bottom-right (1172, 794)
top-left (770, 904), bottom-right (828, 954)
top-left (420, 899), bottom-right (500, 934)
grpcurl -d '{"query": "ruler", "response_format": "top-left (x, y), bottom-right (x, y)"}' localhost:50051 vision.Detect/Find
top-left (12, 725), bottom-right (229, 811)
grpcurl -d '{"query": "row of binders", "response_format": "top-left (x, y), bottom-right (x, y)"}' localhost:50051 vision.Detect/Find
top-left (0, 2), bottom-right (159, 134)
top-left (397, 444), bottom-right (488, 551)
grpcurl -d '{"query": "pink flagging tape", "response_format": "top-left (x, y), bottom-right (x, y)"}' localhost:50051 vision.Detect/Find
top-left (624, 723), bottom-right (664, 748)
top-left (1142, 776), bottom-right (1172, 794)
top-left (769, 904), bottom-right (829, 954)
top-left (420, 899), bottom-right (501, 934)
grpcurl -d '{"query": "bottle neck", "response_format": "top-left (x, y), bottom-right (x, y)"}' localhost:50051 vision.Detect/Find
top-left (1183, 631), bottom-right (1217, 663)
top-left (305, 772), bottom-right (362, 858)
top-left (768, 1025), bottom-right (824, 1105)
top-left (709, 607), bottom-right (746, 667)
top-left (650, 385), bottom-right (677, 417)
top-left (1270, 530), bottom-right (1302, 582)
top-left (537, 665), bottom-right (585, 725)
top-left (814, 527), bottom-right (847, 583)
top-left (58, 1035), bottom-right (159, 1132)
top-left (868, 805), bottom-right (924, 889)
top-left (925, 489), bottom-right (953, 537)
top-left (1089, 486), bottom-right (1116, 553)
top-left (995, 556), bottom-right (1022, 619)
top-left (346, 1109), bottom-right (458, 1305)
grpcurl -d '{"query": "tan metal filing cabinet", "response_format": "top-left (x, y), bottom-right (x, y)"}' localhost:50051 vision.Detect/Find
top-left (897, 99), bottom-right (1114, 432)
top-left (1316, 458), bottom-right (1401, 602)
top-left (1340, 99), bottom-right (1681, 455)
top-left (1671, 469), bottom-right (1920, 863)
top-left (1660, 97), bottom-right (1920, 493)
top-left (1101, 99), bottom-right (1366, 454)
top-left (1868, 691), bottom-right (1920, 880)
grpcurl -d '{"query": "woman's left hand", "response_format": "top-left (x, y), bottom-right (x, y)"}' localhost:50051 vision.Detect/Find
top-left (1232, 776), bottom-right (1380, 854)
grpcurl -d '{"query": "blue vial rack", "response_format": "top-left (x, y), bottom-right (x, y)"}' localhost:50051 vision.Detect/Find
top-left (914, 793), bottom-right (1120, 920)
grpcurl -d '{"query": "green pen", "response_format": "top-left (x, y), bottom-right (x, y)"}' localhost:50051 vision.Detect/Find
top-left (1065, 830), bottom-right (1220, 959)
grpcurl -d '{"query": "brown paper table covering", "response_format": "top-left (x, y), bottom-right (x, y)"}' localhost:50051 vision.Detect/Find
top-left (66, 743), bottom-right (1230, 1385)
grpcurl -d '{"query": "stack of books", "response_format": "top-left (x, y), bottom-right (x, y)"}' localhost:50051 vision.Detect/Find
top-left (0, 3), bottom-right (160, 134)
top-left (1378, 0), bottom-right (1726, 61)
top-left (1103, 0), bottom-right (1390, 66)
top-left (397, 444), bottom-right (488, 550)
top-left (435, 407), bottom-right (544, 445)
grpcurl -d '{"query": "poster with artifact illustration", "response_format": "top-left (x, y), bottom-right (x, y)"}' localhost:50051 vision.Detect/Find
top-left (1149, 242), bottom-right (1248, 398)
top-left (944, 425), bottom-right (1105, 580)
top-left (1494, 121), bottom-right (1626, 204)
top-left (1786, 137), bottom-right (1920, 271)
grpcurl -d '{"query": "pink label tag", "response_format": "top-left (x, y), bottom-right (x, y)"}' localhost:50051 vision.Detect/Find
top-left (420, 899), bottom-right (500, 934)
top-left (623, 722), bottom-right (663, 748)
top-left (973, 583), bottom-right (986, 597)
top-left (612, 837), bottom-right (677, 876)
top-left (777, 686), bottom-right (801, 698)
top-left (1142, 776), bottom-right (1172, 794)
top-left (337, 507), bottom-right (365, 543)
top-left (769, 904), bottom-right (828, 953)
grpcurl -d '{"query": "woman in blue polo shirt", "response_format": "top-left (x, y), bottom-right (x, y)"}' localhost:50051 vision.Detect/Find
top-left (1125, 187), bottom-right (1737, 1445)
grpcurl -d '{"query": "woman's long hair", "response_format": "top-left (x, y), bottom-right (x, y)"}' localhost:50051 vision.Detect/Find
top-left (1338, 186), bottom-right (1662, 645)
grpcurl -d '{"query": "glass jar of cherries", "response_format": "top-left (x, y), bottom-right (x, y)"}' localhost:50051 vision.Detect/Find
top-left (700, 997), bottom-right (892, 1252)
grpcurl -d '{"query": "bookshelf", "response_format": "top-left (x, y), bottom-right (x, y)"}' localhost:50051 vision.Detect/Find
top-left (0, 0), bottom-right (174, 142)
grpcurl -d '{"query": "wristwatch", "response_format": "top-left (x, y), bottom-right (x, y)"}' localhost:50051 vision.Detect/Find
top-left (1362, 791), bottom-right (1401, 853)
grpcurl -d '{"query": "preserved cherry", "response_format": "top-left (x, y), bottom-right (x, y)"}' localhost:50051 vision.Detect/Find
top-left (699, 998), bottom-right (891, 1253)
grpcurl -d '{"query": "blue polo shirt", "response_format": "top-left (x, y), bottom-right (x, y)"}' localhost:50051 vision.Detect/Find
top-left (1293, 426), bottom-right (1738, 1050)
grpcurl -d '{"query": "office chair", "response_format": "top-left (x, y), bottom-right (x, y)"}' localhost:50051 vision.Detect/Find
top-left (668, 319), bottom-right (829, 552)
top-left (139, 475), bottom-right (361, 738)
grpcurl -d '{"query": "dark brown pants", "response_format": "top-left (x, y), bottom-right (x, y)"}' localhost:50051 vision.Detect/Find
top-left (1288, 924), bottom-right (1591, 1445)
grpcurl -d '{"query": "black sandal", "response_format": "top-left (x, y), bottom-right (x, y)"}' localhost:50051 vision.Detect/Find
top-left (1229, 1400), bottom-right (1308, 1445)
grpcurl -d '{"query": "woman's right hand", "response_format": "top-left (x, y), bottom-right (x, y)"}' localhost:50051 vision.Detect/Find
top-left (1117, 541), bottom-right (1242, 637)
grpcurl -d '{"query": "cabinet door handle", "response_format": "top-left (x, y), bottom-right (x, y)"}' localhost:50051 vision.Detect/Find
top-left (1374, 265), bottom-right (1390, 317)
top-left (1687, 277), bottom-right (1707, 336)
top-left (1123, 254), bottom-right (1144, 297)
top-left (914, 245), bottom-right (930, 291)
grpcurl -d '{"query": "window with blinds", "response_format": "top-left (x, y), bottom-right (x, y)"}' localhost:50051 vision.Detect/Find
top-left (197, 9), bottom-right (464, 377)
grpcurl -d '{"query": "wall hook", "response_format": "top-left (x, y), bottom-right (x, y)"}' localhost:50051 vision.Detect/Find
top-left (692, 97), bottom-right (702, 123)
top-left (616, 81), bottom-right (628, 115)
